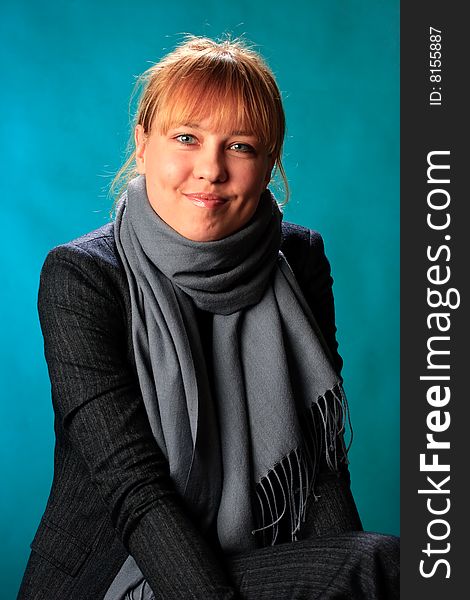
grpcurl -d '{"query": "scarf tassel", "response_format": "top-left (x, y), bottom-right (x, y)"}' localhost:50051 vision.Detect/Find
top-left (251, 383), bottom-right (351, 546)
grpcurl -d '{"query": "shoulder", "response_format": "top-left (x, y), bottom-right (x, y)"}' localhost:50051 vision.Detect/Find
top-left (40, 221), bottom-right (126, 304)
top-left (281, 221), bottom-right (327, 278)
top-left (281, 220), bottom-right (326, 253)
top-left (45, 221), bottom-right (119, 269)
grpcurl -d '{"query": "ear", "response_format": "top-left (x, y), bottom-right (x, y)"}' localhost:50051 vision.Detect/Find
top-left (263, 156), bottom-right (276, 188)
top-left (135, 124), bottom-right (147, 174)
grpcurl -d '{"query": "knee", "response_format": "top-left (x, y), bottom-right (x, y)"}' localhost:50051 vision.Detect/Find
top-left (355, 532), bottom-right (400, 599)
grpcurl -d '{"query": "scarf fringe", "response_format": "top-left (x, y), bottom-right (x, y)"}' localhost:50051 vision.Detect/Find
top-left (251, 383), bottom-right (352, 546)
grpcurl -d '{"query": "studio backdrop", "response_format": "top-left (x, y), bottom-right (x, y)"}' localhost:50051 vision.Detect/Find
top-left (1, 1), bottom-right (399, 597)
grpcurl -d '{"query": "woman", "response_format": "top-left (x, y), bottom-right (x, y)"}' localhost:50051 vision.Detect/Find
top-left (18, 36), bottom-right (399, 599)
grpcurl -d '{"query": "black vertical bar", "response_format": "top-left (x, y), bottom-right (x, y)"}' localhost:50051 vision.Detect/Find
top-left (401, 2), bottom-right (467, 598)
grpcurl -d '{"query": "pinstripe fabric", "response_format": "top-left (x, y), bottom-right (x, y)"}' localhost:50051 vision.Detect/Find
top-left (226, 532), bottom-right (399, 599)
top-left (18, 221), bottom-right (399, 599)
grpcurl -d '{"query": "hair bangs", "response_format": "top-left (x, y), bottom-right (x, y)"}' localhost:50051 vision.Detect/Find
top-left (152, 68), bottom-right (279, 156)
top-left (111, 36), bottom-right (288, 203)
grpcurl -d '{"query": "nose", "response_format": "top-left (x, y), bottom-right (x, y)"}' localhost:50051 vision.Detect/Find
top-left (192, 144), bottom-right (228, 183)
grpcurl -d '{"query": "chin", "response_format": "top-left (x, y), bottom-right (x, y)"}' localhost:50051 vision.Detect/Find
top-left (187, 229), bottom-right (227, 243)
top-left (181, 218), bottom-right (234, 243)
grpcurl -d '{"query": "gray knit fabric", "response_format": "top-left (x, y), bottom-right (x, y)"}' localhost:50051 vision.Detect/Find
top-left (114, 174), bottom-right (347, 547)
top-left (103, 555), bottom-right (155, 600)
top-left (109, 174), bottom-right (349, 597)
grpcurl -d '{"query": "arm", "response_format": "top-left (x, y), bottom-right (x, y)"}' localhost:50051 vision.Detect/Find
top-left (301, 230), bottom-right (343, 377)
top-left (296, 230), bottom-right (363, 536)
top-left (38, 243), bottom-right (238, 599)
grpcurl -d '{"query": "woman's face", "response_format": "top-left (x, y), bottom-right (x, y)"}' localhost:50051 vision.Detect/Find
top-left (135, 116), bottom-right (274, 241)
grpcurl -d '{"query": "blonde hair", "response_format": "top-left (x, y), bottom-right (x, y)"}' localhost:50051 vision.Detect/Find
top-left (111, 35), bottom-right (289, 202)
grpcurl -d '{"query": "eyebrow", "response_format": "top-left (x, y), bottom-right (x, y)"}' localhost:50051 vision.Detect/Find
top-left (180, 122), bottom-right (255, 137)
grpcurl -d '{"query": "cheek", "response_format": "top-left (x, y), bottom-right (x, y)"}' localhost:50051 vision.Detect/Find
top-left (242, 164), bottom-right (269, 194)
top-left (161, 155), bottom-right (192, 189)
top-left (147, 158), bottom-right (186, 191)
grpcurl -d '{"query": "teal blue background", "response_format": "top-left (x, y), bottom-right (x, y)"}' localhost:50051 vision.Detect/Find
top-left (1, 1), bottom-right (399, 596)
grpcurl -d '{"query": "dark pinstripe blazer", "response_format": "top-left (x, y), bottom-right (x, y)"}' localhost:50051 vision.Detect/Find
top-left (18, 221), bottom-right (360, 600)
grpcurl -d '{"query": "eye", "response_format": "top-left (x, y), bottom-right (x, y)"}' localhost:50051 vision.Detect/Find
top-left (175, 133), bottom-right (197, 145)
top-left (229, 142), bottom-right (255, 153)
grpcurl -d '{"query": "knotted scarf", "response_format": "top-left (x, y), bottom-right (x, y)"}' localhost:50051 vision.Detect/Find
top-left (113, 174), bottom-right (349, 555)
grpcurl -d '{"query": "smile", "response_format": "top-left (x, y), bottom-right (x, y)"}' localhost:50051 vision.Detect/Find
top-left (183, 193), bottom-right (229, 209)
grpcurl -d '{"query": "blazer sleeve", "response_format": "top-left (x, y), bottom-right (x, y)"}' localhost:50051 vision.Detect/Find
top-left (38, 243), bottom-right (238, 600)
top-left (288, 229), bottom-right (363, 535)
top-left (303, 230), bottom-right (343, 377)
top-left (282, 226), bottom-right (343, 376)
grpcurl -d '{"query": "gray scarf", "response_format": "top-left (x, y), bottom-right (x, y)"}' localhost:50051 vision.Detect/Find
top-left (114, 174), bottom-right (348, 554)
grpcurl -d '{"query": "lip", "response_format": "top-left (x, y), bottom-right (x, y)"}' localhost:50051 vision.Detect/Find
top-left (183, 193), bottom-right (228, 209)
